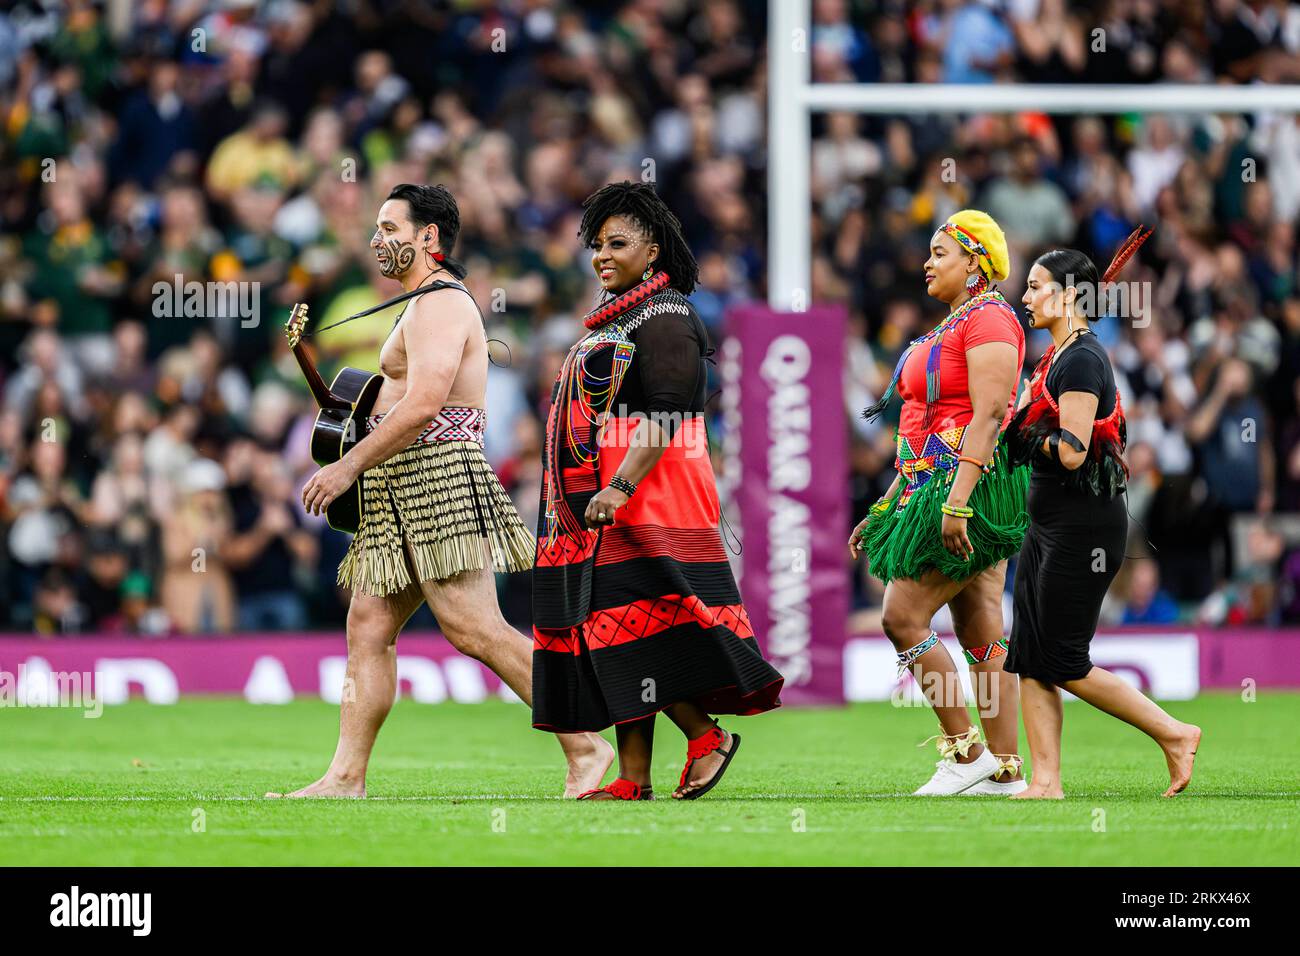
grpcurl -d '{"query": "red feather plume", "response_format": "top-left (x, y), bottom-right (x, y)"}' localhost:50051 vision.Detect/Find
top-left (1101, 225), bottom-right (1153, 284)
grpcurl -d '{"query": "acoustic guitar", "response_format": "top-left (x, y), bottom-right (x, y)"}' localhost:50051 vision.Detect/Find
top-left (284, 303), bottom-right (384, 534)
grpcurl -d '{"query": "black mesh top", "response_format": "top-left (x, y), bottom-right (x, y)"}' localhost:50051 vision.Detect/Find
top-left (608, 291), bottom-right (709, 427)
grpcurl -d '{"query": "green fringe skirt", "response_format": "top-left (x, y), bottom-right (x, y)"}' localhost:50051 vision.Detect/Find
top-left (860, 437), bottom-right (1029, 584)
top-left (337, 440), bottom-right (535, 597)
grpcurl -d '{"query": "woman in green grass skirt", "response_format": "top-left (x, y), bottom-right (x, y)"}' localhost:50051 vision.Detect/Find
top-left (850, 209), bottom-right (1030, 796)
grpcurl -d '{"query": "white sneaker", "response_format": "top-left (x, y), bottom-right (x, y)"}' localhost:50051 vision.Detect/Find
top-left (960, 775), bottom-right (1029, 796)
top-left (913, 748), bottom-right (999, 796)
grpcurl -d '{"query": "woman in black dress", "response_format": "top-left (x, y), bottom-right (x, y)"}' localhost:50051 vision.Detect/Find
top-left (531, 182), bottom-right (783, 800)
top-left (1006, 230), bottom-right (1201, 798)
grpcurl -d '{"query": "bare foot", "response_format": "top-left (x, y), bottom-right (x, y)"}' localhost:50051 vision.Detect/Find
top-left (562, 733), bottom-right (615, 799)
top-left (265, 774), bottom-right (365, 799)
top-left (1010, 784), bottom-right (1064, 800)
top-left (1161, 723), bottom-right (1201, 797)
top-left (672, 729), bottom-right (735, 799)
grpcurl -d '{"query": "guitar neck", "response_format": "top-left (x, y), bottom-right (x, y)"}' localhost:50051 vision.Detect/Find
top-left (291, 340), bottom-right (350, 411)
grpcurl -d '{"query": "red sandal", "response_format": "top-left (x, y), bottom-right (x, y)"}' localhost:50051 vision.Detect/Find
top-left (577, 777), bottom-right (654, 800)
top-left (674, 726), bottom-right (741, 800)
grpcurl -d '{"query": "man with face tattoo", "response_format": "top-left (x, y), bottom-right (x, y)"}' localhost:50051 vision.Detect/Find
top-left (271, 184), bottom-right (613, 798)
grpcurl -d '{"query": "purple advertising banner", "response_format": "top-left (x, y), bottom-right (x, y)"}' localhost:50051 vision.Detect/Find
top-left (0, 634), bottom-right (509, 705)
top-left (721, 303), bottom-right (848, 705)
top-left (0, 630), bottom-right (1295, 705)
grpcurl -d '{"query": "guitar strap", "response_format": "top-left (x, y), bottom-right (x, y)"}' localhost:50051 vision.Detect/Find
top-left (305, 276), bottom-right (507, 366)
top-left (305, 279), bottom-right (474, 336)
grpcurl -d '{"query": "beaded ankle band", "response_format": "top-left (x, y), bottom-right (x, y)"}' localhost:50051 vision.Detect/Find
top-left (963, 637), bottom-right (1008, 665)
top-left (896, 630), bottom-right (939, 677)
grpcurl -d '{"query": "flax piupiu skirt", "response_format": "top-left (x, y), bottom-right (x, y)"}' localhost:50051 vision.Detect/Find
top-left (336, 439), bottom-right (534, 597)
top-left (531, 416), bottom-right (784, 733)
top-left (1005, 475), bottom-right (1128, 683)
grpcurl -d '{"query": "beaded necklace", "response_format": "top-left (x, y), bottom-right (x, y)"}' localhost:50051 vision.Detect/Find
top-left (862, 289), bottom-right (1008, 431)
top-left (542, 273), bottom-right (672, 543)
top-left (583, 270), bottom-right (670, 329)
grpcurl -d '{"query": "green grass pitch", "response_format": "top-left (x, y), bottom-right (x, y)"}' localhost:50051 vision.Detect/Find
top-left (0, 692), bottom-right (1295, 866)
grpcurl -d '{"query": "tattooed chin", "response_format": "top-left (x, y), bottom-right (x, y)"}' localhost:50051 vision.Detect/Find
top-left (378, 239), bottom-right (415, 276)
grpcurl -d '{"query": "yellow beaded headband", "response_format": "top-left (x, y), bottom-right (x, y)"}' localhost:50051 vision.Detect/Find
top-left (937, 222), bottom-right (994, 280)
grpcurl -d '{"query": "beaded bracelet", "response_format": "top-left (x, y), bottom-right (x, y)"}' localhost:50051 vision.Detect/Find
top-left (940, 502), bottom-right (974, 519)
top-left (869, 497), bottom-right (892, 516)
top-left (608, 474), bottom-right (638, 498)
top-left (957, 455), bottom-right (992, 474)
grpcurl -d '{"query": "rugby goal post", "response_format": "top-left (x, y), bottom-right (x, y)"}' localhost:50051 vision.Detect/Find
top-left (767, 0), bottom-right (1300, 309)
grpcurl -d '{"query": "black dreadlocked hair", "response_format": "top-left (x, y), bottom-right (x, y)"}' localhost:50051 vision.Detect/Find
top-left (578, 181), bottom-right (699, 295)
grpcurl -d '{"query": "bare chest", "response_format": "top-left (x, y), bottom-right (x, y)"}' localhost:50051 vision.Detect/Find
top-left (378, 320), bottom-right (407, 380)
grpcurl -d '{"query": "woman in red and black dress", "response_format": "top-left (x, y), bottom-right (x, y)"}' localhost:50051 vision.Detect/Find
top-left (1006, 230), bottom-right (1201, 798)
top-left (531, 182), bottom-right (783, 800)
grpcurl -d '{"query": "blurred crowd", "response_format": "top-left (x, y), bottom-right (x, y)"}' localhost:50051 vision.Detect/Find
top-left (0, 0), bottom-right (1298, 635)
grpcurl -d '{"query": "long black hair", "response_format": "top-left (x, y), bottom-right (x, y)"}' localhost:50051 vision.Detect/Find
top-left (578, 181), bottom-right (699, 295)
top-left (387, 183), bottom-right (468, 280)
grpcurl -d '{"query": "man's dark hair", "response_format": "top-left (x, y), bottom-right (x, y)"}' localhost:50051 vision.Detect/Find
top-left (578, 181), bottom-right (699, 295)
top-left (386, 183), bottom-right (466, 279)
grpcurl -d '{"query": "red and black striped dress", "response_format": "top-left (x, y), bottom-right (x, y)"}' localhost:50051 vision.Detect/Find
top-left (531, 278), bottom-right (784, 733)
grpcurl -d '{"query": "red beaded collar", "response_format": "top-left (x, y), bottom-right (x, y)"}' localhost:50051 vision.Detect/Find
top-left (582, 271), bottom-right (671, 329)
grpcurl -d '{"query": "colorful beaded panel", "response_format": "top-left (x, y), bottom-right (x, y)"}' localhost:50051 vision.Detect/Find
top-left (895, 424), bottom-right (967, 509)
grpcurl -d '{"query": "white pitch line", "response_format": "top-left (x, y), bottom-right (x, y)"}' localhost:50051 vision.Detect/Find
top-left (2, 793), bottom-right (898, 802)
top-left (1, 792), bottom-right (1297, 803)
top-left (0, 823), bottom-right (1291, 837)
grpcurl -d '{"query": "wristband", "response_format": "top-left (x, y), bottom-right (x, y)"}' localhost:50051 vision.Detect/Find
top-left (957, 454), bottom-right (992, 474)
top-left (608, 474), bottom-right (637, 498)
top-left (941, 503), bottom-right (974, 519)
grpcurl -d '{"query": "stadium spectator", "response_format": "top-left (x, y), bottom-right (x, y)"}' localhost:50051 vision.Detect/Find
top-left (1119, 560), bottom-right (1181, 625)
top-left (206, 102), bottom-right (300, 201)
top-left (222, 442), bottom-right (315, 631)
top-left (159, 456), bottom-right (235, 633)
top-left (981, 136), bottom-right (1075, 260)
top-left (108, 57), bottom-right (195, 189)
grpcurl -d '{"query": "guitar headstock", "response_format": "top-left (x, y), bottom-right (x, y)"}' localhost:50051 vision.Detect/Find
top-left (284, 303), bottom-right (309, 349)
